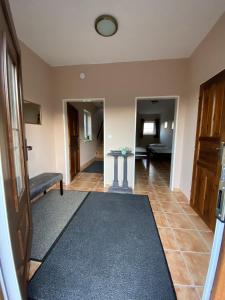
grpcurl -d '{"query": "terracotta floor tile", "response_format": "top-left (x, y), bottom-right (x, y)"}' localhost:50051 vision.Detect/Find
top-left (195, 286), bottom-right (204, 299)
top-left (179, 203), bottom-right (197, 215)
top-left (29, 260), bottom-right (41, 280)
top-left (174, 194), bottom-right (189, 203)
top-left (165, 251), bottom-right (192, 285)
top-left (187, 215), bottom-right (211, 231)
top-left (158, 228), bottom-right (178, 250)
top-left (160, 201), bottom-right (184, 213)
top-left (149, 200), bottom-right (162, 212)
top-left (199, 231), bottom-right (214, 251)
top-left (173, 229), bottom-right (209, 252)
top-left (166, 213), bottom-right (196, 229)
top-left (153, 212), bottom-right (170, 227)
top-left (183, 252), bottom-right (210, 285)
top-left (175, 286), bottom-right (200, 300)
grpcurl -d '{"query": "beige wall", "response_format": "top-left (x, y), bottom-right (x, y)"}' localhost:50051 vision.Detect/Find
top-left (20, 42), bottom-right (56, 178)
top-left (52, 59), bottom-right (187, 187)
top-left (180, 13), bottom-right (225, 198)
top-left (160, 104), bottom-right (175, 149)
top-left (20, 11), bottom-right (225, 194)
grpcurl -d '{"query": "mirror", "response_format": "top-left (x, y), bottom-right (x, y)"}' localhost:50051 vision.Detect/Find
top-left (23, 100), bottom-right (41, 125)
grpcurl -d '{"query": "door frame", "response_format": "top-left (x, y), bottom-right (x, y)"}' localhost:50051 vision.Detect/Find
top-left (63, 98), bottom-right (106, 185)
top-left (133, 96), bottom-right (179, 190)
top-left (67, 103), bottom-right (80, 181)
top-left (0, 0), bottom-right (31, 298)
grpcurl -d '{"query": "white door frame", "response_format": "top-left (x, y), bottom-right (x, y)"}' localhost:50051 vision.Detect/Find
top-left (62, 98), bottom-right (106, 185)
top-left (133, 96), bottom-right (179, 190)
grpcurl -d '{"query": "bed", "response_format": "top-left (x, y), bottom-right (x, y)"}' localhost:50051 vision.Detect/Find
top-left (148, 144), bottom-right (172, 159)
top-left (135, 144), bottom-right (172, 165)
top-left (135, 146), bottom-right (151, 166)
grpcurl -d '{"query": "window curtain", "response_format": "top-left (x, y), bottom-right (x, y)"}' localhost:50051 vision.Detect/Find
top-left (154, 118), bottom-right (160, 139)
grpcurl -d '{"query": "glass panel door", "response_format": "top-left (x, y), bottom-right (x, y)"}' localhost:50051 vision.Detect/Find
top-left (7, 53), bottom-right (25, 199)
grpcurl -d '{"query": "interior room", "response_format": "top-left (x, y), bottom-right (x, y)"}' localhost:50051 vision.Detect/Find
top-left (65, 100), bottom-right (104, 189)
top-left (1, 1), bottom-right (225, 300)
top-left (135, 99), bottom-right (175, 192)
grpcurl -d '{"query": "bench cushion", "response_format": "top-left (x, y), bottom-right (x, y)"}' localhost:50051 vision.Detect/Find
top-left (29, 173), bottom-right (63, 200)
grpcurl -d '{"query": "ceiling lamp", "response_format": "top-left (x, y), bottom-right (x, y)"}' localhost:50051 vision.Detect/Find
top-left (95, 15), bottom-right (118, 37)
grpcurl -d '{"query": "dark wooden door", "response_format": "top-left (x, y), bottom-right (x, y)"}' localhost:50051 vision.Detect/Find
top-left (0, 0), bottom-right (32, 298)
top-left (190, 70), bottom-right (225, 231)
top-left (67, 104), bottom-right (80, 180)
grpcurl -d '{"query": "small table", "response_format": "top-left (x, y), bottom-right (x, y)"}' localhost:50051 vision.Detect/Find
top-left (108, 150), bottom-right (133, 193)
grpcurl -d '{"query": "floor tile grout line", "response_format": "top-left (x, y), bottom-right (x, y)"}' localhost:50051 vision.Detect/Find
top-left (162, 249), bottom-right (210, 255)
top-left (163, 212), bottom-right (196, 287)
top-left (154, 223), bottom-right (212, 233)
top-left (174, 284), bottom-right (202, 300)
top-left (174, 284), bottom-right (203, 288)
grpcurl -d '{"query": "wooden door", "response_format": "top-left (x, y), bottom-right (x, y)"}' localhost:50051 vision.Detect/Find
top-left (67, 104), bottom-right (80, 180)
top-left (0, 0), bottom-right (32, 298)
top-left (190, 70), bottom-right (225, 231)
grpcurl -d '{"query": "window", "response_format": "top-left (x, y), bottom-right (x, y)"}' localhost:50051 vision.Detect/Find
top-left (84, 110), bottom-right (92, 140)
top-left (164, 121), bottom-right (168, 129)
top-left (171, 121), bottom-right (174, 130)
top-left (143, 121), bottom-right (156, 135)
top-left (7, 54), bottom-right (25, 199)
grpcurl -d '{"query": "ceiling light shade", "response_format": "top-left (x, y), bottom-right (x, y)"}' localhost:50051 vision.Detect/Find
top-left (95, 15), bottom-right (118, 37)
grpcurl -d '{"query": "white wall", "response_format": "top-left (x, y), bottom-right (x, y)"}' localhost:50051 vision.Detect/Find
top-left (160, 101), bottom-right (175, 149)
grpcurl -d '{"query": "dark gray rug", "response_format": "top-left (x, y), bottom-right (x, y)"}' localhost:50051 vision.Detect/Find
top-left (29, 192), bottom-right (176, 300)
top-left (31, 190), bottom-right (88, 261)
top-left (82, 160), bottom-right (103, 173)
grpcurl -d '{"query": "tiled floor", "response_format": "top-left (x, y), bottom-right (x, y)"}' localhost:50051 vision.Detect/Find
top-left (64, 172), bottom-right (105, 192)
top-left (134, 159), bottom-right (213, 300)
top-left (29, 158), bottom-right (214, 300)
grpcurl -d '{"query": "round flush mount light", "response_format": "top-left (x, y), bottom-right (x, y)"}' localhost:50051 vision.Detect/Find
top-left (95, 15), bottom-right (118, 37)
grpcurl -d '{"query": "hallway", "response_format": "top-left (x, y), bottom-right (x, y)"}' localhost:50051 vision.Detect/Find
top-left (30, 159), bottom-right (213, 300)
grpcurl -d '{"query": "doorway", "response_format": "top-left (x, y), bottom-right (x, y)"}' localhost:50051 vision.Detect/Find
top-left (67, 103), bottom-right (80, 181)
top-left (64, 99), bottom-right (105, 185)
top-left (134, 98), bottom-right (176, 190)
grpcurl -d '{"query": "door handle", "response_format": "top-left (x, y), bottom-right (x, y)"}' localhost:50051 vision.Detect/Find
top-left (24, 139), bottom-right (32, 161)
top-left (216, 188), bottom-right (225, 222)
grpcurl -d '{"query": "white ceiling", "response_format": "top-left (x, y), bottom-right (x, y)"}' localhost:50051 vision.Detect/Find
top-left (9, 0), bottom-right (225, 66)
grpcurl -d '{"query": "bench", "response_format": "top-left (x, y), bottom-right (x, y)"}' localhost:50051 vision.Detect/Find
top-left (29, 173), bottom-right (63, 200)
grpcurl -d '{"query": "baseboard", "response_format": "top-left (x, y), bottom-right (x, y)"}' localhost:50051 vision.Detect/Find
top-left (80, 157), bottom-right (96, 171)
top-left (173, 187), bottom-right (181, 192)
